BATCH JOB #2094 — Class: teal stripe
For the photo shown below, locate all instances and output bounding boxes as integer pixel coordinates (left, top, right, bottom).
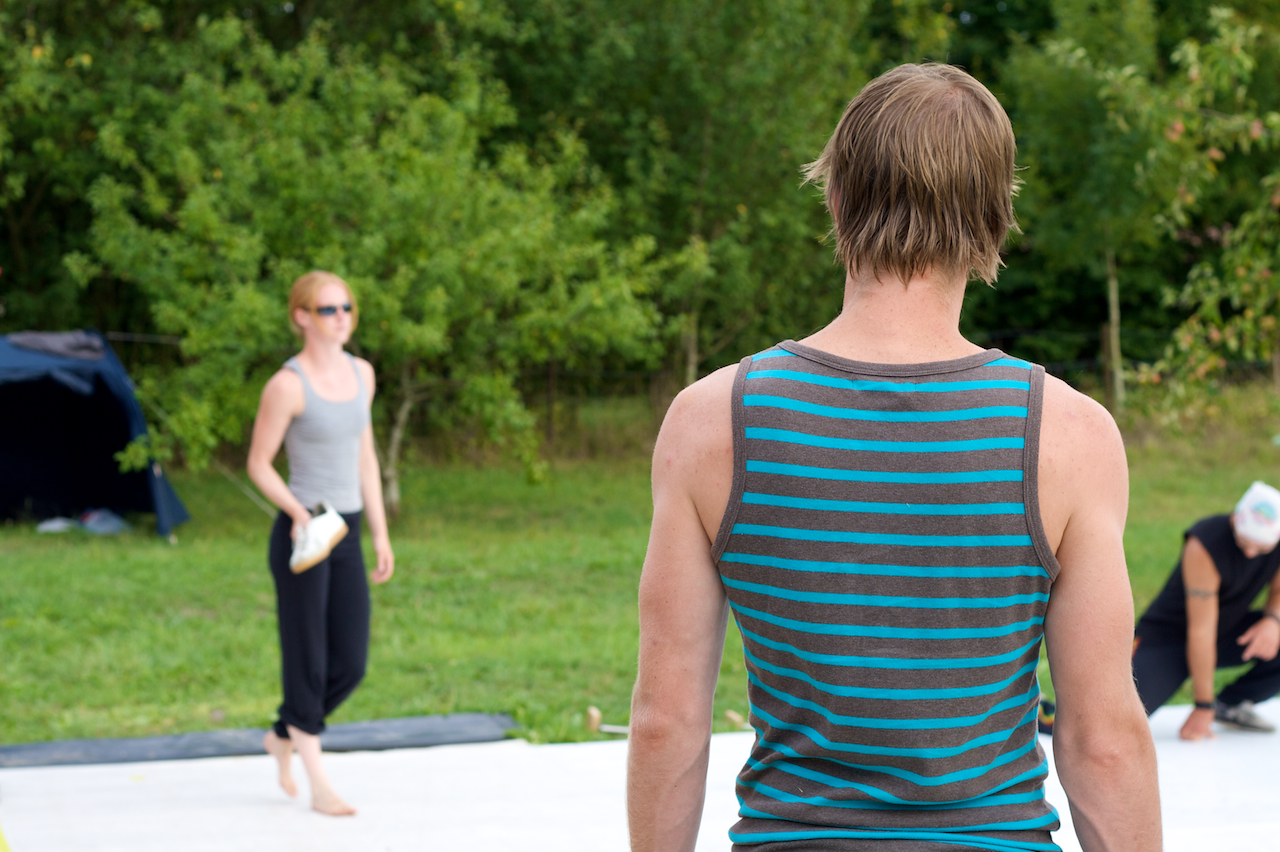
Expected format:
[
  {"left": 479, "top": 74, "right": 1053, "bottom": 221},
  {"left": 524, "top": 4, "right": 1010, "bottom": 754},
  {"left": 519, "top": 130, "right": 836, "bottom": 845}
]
[
  {"left": 750, "top": 702, "right": 1038, "bottom": 759},
  {"left": 746, "top": 742, "right": 1049, "bottom": 802},
  {"left": 746, "top": 370, "right": 1031, "bottom": 393},
  {"left": 729, "top": 823, "right": 1060, "bottom": 852},
  {"left": 744, "top": 645, "right": 1040, "bottom": 699},
  {"left": 751, "top": 733, "right": 1043, "bottom": 788},
  {"left": 724, "top": 575, "right": 1048, "bottom": 609},
  {"left": 744, "top": 394, "right": 1028, "bottom": 423},
  {"left": 733, "top": 523, "right": 1033, "bottom": 548},
  {"left": 744, "top": 770, "right": 1048, "bottom": 809},
  {"left": 721, "top": 551, "right": 1049, "bottom": 579},
  {"left": 986, "top": 357, "right": 1034, "bottom": 370},
  {"left": 732, "top": 602, "right": 1044, "bottom": 639},
  {"left": 746, "top": 459, "right": 1024, "bottom": 484},
  {"left": 739, "top": 624, "right": 1042, "bottom": 670},
  {"left": 739, "top": 778, "right": 1048, "bottom": 813},
  {"left": 746, "top": 427, "right": 1024, "bottom": 453},
  {"left": 743, "top": 492, "right": 1025, "bottom": 516},
  {"left": 751, "top": 349, "right": 794, "bottom": 361},
  {"left": 747, "top": 671, "right": 1041, "bottom": 729}
]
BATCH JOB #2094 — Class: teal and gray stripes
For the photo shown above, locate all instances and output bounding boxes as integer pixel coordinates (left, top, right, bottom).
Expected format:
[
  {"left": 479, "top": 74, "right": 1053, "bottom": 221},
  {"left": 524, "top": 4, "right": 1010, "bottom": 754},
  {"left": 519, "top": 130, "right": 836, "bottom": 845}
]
[
  {"left": 746, "top": 427, "right": 1025, "bottom": 453},
  {"left": 717, "top": 343, "right": 1058, "bottom": 851}
]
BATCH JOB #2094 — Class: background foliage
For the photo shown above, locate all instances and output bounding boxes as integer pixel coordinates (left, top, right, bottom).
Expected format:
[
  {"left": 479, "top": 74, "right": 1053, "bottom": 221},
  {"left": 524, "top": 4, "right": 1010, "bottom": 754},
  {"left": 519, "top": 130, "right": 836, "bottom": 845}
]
[{"left": 3, "top": 0, "right": 1280, "bottom": 468}]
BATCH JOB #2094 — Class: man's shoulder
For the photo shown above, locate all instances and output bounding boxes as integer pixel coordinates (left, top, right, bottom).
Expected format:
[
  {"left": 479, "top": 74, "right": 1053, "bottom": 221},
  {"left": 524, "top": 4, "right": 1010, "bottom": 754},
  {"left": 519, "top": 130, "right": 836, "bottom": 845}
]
[
  {"left": 1035, "top": 373, "right": 1127, "bottom": 553},
  {"left": 658, "top": 364, "right": 738, "bottom": 454},
  {"left": 653, "top": 363, "right": 738, "bottom": 482},
  {"left": 1188, "top": 514, "right": 1231, "bottom": 541},
  {"left": 1040, "top": 372, "right": 1123, "bottom": 458},
  {"left": 652, "top": 363, "right": 740, "bottom": 540}
]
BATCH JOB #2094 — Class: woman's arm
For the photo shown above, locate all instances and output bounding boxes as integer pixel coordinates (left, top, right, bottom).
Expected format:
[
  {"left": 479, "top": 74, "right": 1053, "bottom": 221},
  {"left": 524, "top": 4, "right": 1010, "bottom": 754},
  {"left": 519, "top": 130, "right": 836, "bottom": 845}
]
[
  {"left": 1181, "top": 535, "right": 1221, "bottom": 740},
  {"left": 247, "top": 369, "right": 310, "bottom": 537},
  {"left": 356, "top": 358, "right": 394, "bottom": 584}
]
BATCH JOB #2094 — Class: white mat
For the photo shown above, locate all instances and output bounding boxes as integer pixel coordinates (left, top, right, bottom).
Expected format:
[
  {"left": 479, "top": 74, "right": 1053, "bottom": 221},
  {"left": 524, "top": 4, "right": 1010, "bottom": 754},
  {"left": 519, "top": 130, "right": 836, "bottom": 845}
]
[{"left": 1, "top": 699, "right": 1276, "bottom": 851}]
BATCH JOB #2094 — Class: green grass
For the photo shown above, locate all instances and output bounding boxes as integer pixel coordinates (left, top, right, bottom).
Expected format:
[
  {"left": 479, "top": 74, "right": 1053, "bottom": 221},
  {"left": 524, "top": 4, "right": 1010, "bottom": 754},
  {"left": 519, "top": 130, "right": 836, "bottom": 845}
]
[
  {"left": 0, "top": 456, "right": 752, "bottom": 745},
  {"left": 5, "top": 393, "right": 1280, "bottom": 746}
]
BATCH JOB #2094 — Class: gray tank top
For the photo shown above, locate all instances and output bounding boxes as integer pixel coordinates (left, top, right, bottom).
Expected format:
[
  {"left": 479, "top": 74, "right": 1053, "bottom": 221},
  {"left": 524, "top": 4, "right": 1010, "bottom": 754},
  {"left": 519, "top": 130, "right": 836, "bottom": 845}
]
[
  {"left": 713, "top": 341, "right": 1059, "bottom": 850},
  {"left": 283, "top": 354, "right": 369, "bottom": 514}
]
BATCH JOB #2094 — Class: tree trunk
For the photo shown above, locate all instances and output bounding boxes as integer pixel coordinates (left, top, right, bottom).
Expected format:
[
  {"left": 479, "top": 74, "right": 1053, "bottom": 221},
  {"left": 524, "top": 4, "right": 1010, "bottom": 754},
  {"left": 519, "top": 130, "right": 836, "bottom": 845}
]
[
  {"left": 683, "top": 311, "right": 699, "bottom": 387},
  {"left": 381, "top": 361, "right": 415, "bottom": 518},
  {"left": 1100, "top": 322, "right": 1115, "bottom": 411},
  {"left": 1273, "top": 346, "right": 1280, "bottom": 397},
  {"left": 545, "top": 360, "right": 558, "bottom": 447},
  {"left": 1105, "top": 248, "right": 1125, "bottom": 412}
]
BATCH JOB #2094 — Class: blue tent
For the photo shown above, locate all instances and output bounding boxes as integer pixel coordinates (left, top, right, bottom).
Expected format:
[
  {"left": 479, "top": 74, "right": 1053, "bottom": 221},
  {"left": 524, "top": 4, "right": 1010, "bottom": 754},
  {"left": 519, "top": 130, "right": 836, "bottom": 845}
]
[{"left": 0, "top": 330, "right": 189, "bottom": 536}]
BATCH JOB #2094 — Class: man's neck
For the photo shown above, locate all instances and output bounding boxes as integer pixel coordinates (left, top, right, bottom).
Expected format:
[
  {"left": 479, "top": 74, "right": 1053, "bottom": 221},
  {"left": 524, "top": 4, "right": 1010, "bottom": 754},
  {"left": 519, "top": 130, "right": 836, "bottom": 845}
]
[{"left": 798, "top": 268, "right": 983, "bottom": 365}]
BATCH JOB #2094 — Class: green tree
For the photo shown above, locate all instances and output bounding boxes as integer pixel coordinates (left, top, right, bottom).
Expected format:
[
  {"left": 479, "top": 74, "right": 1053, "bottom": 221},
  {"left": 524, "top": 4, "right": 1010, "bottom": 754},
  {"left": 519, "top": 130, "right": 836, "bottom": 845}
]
[
  {"left": 486, "top": 0, "right": 882, "bottom": 385},
  {"left": 999, "top": 0, "right": 1168, "bottom": 409},
  {"left": 5, "top": 13, "right": 658, "bottom": 510},
  {"left": 1144, "top": 11, "right": 1280, "bottom": 391}
]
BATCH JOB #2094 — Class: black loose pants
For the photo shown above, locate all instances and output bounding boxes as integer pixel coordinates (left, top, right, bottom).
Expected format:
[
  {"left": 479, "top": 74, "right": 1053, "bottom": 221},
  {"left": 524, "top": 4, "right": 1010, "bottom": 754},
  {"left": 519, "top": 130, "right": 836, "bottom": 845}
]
[
  {"left": 1132, "top": 611, "right": 1280, "bottom": 714},
  {"left": 268, "top": 510, "right": 369, "bottom": 737}
]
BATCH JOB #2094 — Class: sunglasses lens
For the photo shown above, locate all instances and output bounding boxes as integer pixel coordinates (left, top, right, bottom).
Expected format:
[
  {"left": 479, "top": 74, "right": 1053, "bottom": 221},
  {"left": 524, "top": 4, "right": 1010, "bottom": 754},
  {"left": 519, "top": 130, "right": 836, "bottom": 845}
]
[
  {"left": 315, "top": 306, "right": 338, "bottom": 316},
  {"left": 341, "top": 303, "right": 352, "bottom": 313}
]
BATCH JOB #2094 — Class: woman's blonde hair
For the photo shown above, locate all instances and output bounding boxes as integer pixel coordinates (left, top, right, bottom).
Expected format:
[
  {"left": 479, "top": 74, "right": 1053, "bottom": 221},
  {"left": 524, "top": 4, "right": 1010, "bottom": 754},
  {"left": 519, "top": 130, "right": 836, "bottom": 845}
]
[
  {"left": 287, "top": 271, "right": 359, "bottom": 337},
  {"left": 804, "top": 63, "right": 1020, "bottom": 286}
]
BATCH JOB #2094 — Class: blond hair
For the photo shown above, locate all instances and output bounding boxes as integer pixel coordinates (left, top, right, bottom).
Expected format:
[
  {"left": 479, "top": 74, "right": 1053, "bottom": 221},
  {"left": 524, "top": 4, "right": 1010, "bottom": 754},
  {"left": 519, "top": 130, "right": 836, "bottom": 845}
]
[
  {"left": 804, "top": 63, "right": 1020, "bottom": 285},
  {"left": 287, "top": 271, "right": 359, "bottom": 336}
]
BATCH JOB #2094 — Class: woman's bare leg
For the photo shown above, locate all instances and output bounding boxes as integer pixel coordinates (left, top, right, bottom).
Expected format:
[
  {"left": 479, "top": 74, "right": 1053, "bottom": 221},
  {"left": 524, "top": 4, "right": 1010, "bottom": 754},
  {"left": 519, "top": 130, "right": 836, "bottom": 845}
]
[
  {"left": 263, "top": 729, "right": 297, "bottom": 797},
  {"left": 286, "top": 724, "right": 356, "bottom": 816}
]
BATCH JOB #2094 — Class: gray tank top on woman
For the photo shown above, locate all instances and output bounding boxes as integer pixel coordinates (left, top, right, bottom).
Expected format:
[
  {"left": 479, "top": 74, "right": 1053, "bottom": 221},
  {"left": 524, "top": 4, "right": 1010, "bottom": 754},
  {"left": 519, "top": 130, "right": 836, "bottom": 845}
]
[{"left": 283, "top": 354, "right": 369, "bottom": 514}]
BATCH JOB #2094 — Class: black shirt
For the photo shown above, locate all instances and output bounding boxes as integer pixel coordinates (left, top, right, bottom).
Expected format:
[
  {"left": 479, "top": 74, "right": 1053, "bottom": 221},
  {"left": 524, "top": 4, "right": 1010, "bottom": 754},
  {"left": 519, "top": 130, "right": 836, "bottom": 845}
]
[{"left": 1136, "top": 515, "right": 1280, "bottom": 644}]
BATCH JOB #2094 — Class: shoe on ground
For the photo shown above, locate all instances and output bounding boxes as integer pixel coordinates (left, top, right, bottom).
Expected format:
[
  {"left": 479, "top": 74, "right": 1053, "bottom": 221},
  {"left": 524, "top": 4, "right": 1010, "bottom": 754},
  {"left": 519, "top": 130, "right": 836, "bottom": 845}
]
[
  {"left": 1036, "top": 695, "right": 1056, "bottom": 736},
  {"left": 1214, "top": 699, "right": 1276, "bottom": 733},
  {"left": 290, "top": 503, "right": 349, "bottom": 574}
]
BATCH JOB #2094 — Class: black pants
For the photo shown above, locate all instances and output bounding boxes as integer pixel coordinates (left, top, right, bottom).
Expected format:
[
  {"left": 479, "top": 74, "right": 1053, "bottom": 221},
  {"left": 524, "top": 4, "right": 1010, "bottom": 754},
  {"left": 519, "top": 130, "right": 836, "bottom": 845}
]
[
  {"left": 1132, "top": 611, "right": 1280, "bottom": 714},
  {"left": 269, "top": 510, "right": 369, "bottom": 737}
]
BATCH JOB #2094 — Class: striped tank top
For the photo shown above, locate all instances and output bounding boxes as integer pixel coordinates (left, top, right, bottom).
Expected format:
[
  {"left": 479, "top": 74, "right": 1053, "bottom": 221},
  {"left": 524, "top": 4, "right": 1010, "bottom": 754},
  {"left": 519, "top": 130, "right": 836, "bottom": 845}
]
[{"left": 712, "top": 341, "right": 1062, "bottom": 852}]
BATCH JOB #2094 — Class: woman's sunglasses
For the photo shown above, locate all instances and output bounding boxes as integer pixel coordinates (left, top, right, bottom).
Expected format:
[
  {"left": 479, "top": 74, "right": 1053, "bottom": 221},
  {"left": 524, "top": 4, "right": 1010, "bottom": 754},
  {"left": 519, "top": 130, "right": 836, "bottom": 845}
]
[{"left": 311, "top": 303, "right": 353, "bottom": 317}]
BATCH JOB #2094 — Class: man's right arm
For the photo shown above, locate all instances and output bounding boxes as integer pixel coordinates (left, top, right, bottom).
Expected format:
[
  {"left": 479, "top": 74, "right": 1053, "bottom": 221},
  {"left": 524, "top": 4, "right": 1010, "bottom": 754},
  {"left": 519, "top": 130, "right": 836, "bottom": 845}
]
[
  {"left": 627, "top": 368, "right": 736, "bottom": 852},
  {"left": 1180, "top": 536, "right": 1221, "bottom": 740},
  {"left": 1039, "top": 379, "right": 1161, "bottom": 851}
]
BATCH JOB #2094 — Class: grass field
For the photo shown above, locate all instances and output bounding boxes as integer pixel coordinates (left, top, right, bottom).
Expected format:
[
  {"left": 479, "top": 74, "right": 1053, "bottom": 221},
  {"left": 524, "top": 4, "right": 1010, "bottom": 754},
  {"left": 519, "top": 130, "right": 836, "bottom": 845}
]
[{"left": 3, "top": 396, "right": 1280, "bottom": 746}]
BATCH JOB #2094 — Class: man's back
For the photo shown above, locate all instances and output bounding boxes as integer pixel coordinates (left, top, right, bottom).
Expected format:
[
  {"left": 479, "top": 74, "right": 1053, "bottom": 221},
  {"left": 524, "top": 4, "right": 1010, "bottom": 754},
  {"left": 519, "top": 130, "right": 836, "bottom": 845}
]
[{"left": 716, "top": 341, "right": 1058, "bottom": 849}]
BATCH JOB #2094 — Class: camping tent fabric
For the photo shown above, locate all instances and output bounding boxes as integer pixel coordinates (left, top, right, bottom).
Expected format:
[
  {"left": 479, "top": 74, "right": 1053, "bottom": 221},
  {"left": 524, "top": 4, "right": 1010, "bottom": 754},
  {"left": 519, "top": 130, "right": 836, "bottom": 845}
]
[{"left": 0, "top": 330, "right": 189, "bottom": 536}]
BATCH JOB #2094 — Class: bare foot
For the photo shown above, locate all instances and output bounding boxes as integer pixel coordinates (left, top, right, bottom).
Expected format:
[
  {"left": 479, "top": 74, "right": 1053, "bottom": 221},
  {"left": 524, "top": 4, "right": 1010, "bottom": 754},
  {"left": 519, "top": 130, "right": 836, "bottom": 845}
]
[
  {"left": 283, "top": 724, "right": 356, "bottom": 816},
  {"left": 263, "top": 730, "right": 298, "bottom": 797},
  {"left": 311, "top": 788, "right": 357, "bottom": 816}
]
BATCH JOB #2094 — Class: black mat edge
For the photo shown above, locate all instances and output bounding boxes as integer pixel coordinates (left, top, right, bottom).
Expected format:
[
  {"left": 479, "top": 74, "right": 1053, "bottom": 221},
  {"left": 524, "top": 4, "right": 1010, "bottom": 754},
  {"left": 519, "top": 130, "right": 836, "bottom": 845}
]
[{"left": 0, "top": 713, "right": 518, "bottom": 768}]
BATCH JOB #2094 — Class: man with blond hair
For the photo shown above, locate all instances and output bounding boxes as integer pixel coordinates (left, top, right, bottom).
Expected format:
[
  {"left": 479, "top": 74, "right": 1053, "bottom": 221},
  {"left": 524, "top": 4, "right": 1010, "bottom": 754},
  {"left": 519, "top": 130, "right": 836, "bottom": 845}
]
[{"left": 627, "top": 64, "right": 1160, "bottom": 852}]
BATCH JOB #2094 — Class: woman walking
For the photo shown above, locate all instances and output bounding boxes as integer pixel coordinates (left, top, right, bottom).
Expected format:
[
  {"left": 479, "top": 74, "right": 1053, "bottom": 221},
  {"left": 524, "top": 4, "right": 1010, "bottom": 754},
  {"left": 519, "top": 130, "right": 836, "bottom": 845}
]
[{"left": 247, "top": 270, "right": 394, "bottom": 815}]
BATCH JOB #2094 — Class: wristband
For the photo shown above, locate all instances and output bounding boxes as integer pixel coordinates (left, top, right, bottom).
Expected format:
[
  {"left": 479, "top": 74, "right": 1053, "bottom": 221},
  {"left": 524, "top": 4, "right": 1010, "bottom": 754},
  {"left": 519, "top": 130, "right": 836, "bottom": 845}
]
[
  {"left": 1265, "top": 611, "right": 1280, "bottom": 627},
  {"left": 1194, "top": 700, "right": 1214, "bottom": 710}
]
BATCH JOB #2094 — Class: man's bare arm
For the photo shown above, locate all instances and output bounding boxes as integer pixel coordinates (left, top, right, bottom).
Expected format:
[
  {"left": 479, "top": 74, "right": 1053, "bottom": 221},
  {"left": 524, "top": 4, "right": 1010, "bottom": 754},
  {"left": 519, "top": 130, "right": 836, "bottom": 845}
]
[
  {"left": 1039, "top": 378, "right": 1161, "bottom": 851},
  {"left": 1181, "top": 536, "right": 1220, "bottom": 739},
  {"left": 627, "top": 367, "right": 736, "bottom": 852},
  {"left": 1235, "top": 560, "right": 1280, "bottom": 663}
]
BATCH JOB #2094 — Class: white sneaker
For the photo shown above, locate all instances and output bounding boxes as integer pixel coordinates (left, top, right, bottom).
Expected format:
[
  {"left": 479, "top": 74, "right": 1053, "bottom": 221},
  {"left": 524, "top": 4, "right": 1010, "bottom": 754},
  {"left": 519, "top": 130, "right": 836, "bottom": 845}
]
[
  {"left": 290, "top": 503, "right": 349, "bottom": 573},
  {"left": 1215, "top": 699, "right": 1277, "bottom": 733}
]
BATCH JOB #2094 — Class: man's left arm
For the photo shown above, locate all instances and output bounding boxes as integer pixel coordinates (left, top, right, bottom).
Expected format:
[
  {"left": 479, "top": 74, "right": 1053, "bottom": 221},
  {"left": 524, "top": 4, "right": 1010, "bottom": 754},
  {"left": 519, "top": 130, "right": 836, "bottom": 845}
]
[
  {"left": 1238, "top": 568, "right": 1280, "bottom": 662},
  {"left": 627, "top": 368, "right": 736, "bottom": 852}
]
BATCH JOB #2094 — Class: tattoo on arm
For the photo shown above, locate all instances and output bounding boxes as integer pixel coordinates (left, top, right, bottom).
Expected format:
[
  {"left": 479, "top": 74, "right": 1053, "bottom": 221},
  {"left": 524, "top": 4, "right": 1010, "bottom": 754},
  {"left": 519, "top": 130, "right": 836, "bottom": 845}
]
[{"left": 1186, "top": 588, "right": 1218, "bottom": 599}]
